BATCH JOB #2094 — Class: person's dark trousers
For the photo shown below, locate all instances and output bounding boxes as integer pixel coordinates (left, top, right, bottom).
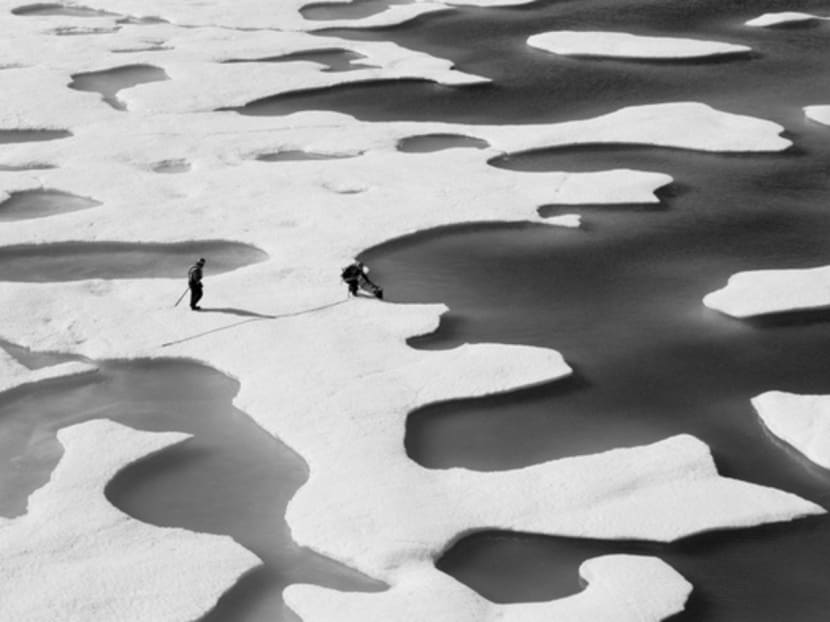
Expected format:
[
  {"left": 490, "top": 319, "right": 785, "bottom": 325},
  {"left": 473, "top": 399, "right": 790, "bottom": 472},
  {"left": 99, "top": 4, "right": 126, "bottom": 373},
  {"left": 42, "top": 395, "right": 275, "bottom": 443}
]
[{"left": 189, "top": 283, "right": 203, "bottom": 309}]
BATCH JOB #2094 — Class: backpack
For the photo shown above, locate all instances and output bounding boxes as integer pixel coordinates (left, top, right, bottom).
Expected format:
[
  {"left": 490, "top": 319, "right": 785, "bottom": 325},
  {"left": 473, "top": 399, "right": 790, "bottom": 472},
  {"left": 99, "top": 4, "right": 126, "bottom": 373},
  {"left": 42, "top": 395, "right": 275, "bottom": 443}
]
[{"left": 341, "top": 264, "right": 360, "bottom": 280}]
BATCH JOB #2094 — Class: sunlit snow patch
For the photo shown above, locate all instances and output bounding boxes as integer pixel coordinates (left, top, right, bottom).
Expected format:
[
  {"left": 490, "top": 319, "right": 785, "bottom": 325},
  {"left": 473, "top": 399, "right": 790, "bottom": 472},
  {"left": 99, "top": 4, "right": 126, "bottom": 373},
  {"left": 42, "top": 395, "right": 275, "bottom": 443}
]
[
  {"left": 703, "top": 265, "right": 830, "bottom": 318},
  {"left": 805, "top": 105, "right": 830, "bottom": 126},
  {"left": 0, "top": 189, "right": 100, "bottom": 221},
  {"left": 752, "top": 392, "right": 830, "bottom": 470},
  {"left": 288, "top": 556, "right": 691, "bottom": 622},
  {"left": 746, "top": 12, "right": 830, "bottom": 28},
  {"left": 527, "top": 31, "right": 752, "bottom": 60}
]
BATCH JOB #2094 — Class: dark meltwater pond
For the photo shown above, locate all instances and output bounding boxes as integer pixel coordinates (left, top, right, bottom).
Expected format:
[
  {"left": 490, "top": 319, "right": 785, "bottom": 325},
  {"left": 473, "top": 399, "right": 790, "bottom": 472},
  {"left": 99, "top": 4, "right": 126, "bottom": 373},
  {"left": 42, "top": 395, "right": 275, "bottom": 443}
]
[
  {"left": 238, "top": 0, "right": 830, "bottom": 124},
  {"left": 0, "top": 129, "right": 71, "bottom": 144},
  {"left": 0, "top": 189, "right": 100, "bottom": 221},
  {"left": 300, "top": 0, "right": 412, "bottom": 22},
  {"left": 10, "top": 3, "right": 119, "bottom": 17},
  {"left": 0, "top": 240, "right": 267, "bottom": 282},
  {"left": 256, "top": 150, "right": 361, "bottom": 162},
  {"left": 68, "top": 65, "right": 169, "bottom": 110},
  {"left": 0, "top": 352, "right": 383, "bottom": 621},
  {"left": 397, "top": 133, "right": 490, "bottom": 153}
]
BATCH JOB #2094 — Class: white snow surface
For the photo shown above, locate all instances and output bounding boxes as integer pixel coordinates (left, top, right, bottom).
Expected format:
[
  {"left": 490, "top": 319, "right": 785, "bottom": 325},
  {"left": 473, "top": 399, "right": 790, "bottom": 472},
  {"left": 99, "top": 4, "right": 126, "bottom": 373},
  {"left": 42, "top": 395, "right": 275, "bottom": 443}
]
[
  {"left": 805, "top": 105, "right": 830, "bottom": 126},
  {"left": 753, "top": 391, "right": 830, "bottom": 470},
  {"left": 0, "top": 1, "right": 820, "bottom": 620},
  {"left": 0, "top": 349, "right": 96, "bottom": 393},
  {"left": 527, "top": 31, "right": 750, "bottom": 59},
  {"left": 0, "top": 419, "right": 261, "bottom": 621},
  {"left": 703, "top": 265, "right": 830, "bottom": 317},
  {"left": 288, "top": 555, "right": 692, "bottom": 622},
  {"left": 746, "top": 12, "right": 830, "bottom": 27}
]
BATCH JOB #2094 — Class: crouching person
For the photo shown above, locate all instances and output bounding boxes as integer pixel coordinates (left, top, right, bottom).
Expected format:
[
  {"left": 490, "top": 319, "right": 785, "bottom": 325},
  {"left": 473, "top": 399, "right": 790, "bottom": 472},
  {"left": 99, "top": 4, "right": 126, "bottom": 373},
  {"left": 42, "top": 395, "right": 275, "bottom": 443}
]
[{"left": 341, "top": 261, "right": 383, "bottom": 299}]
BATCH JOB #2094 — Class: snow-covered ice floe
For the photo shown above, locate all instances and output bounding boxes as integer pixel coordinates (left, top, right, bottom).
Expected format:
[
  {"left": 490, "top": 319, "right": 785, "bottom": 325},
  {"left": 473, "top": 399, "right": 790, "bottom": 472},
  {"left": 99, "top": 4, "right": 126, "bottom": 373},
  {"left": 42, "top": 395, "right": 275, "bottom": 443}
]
[
  {"left": 805, "top": 105, "right": 830, "bottom": 126},
  {"left": 703, "top": 265, "right": 830, "bottom": 318},
  {"left": 0, "top": 0, "right": 815, "bottom": 618},
  {"left": 0, "top": 419, "right": 260, "bottom": 621},
  {"left": 753, "top": 391, "right": 830, "bottom": 470},
  {"left": 284, "top": 425, "right": 822, "bottom": 580},
  {"left": 746, "top": 12, "right": 830, "bottom": 28},
  {"left": 288, "top": 555, "right": 692, "bottom": 622},
  {"left": 527, "top": 31, "right": 751, "bottom": 60}
]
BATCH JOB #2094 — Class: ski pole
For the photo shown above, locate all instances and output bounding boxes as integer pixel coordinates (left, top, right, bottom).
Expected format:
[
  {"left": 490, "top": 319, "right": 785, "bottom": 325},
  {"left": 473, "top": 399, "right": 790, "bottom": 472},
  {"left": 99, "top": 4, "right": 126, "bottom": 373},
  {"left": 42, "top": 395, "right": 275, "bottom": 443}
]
[{"left": 173, "top": 287, "right": 189, "bottom": 307}]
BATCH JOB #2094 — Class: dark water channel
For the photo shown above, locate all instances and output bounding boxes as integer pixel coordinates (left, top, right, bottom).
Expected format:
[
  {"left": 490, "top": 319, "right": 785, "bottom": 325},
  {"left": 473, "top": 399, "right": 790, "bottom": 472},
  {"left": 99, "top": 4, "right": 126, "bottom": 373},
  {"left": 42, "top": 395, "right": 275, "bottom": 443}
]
[
  {"left": 237, "top": 0, "right": 830, "bottom": 125},
  {"left": 0, "top": 350, "right": 382, "bottom": 621}
]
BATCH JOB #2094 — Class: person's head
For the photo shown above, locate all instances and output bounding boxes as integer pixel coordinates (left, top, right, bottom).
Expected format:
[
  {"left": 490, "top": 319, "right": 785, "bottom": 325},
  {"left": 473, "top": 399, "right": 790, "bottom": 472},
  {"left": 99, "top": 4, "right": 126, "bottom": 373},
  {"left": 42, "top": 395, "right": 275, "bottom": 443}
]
[{"left": 197, "top": 257, "right": 206, "bottom": 266}]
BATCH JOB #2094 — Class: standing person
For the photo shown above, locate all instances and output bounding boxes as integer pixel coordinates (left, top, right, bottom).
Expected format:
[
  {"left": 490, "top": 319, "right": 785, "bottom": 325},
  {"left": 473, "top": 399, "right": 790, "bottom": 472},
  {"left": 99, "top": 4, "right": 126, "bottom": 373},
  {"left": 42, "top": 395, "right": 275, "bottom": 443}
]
[
  {"left": 188, "top": 257, "right": 206, "bottom": 311},
  {"left": 341, "top": 261, "right": 383, "bottom": 299}
]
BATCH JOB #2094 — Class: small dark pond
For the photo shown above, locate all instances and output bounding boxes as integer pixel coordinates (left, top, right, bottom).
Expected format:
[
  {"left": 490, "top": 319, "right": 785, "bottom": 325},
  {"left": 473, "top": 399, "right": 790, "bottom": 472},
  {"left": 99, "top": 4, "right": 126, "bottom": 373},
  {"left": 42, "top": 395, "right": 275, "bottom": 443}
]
[
  {"left": 68, "top": 65, "right": 169, "bottom": 110},
  {"left": 11, "top": 3, "right": 119, "bottom": 17},
  {"left": 116, "top": 16, "right": 167, "bottom": 25},
  {"left": 0, "top": 189, "right": 100, "bottom": 221},
  {"left": 0, "top": 130, "right": 71, "bottom": 144},
  {"left": 397, "top": 133, "right": 490, "bottom": 152},
  {"left": 0, "top": 240, "right": 267, "bottom": 282},
  {"left": 301, "top": 0, "right": 411, "bottom": 22},
  {"left": 256, "top": 150, "right": 360, "bottom": 162},
  {"left": 151, "top": 159, "right": 191, "bottom": 173},
  {"left": 0, "top": 163, "right": 54, "bottom": 171}
]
